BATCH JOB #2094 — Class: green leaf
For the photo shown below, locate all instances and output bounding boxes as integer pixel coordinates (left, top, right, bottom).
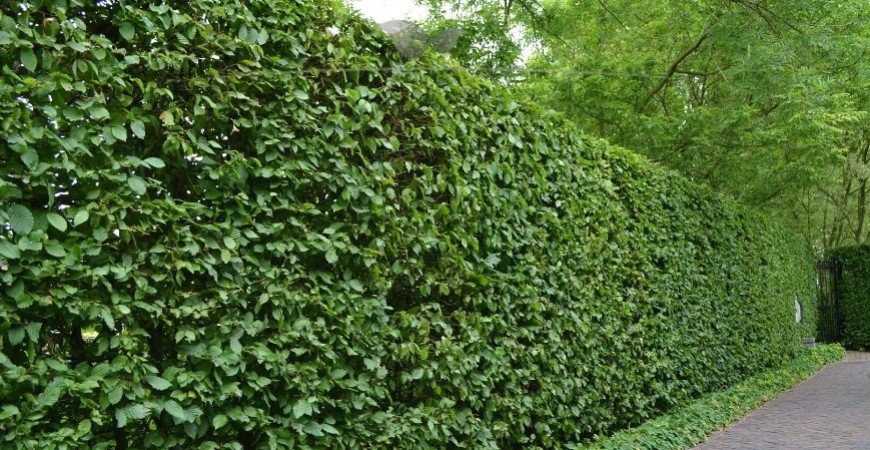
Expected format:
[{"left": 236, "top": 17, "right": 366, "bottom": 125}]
[
  {"left": 8, "top": 204, "right": 34, "bottom": 234},
  {"left": 223, "top": 236, "right": 237, "bottom": 249},
  {"left": 348, "top": 279, "right": 364, "bottom": 292},
  {"left": 0, "top": 405, "right": 20, "bottom": 420},
  {"left": 107, "top": 386, "right": 123, "bottom": 405},
  {"left": 0, "top": 241, "right": 20, "bottom": 259},
  {"left": 20, "top": 149, "right": 38, "bottom": 168},
  {"left": 325, "top": 249, "right": 338, "bottom": 264},
  {"left": 144, "top": 157, "right": 165, "bottom": 168},
  {"left": 184, "top": 406, "right": 203, "bottom": 423},
  {"left": 294, "top": 89, "right": 309, "bottom": 100},
  {"left": 20, "top": 49, "right": 37, "bottom": 72},
  {"left": 73, "top": 210, "right": 90, "bottom": 227},
  {"left": 292, "top": 399, "right": 313, "bottom": 418},
  {"left": 8, "top": 328, "right": 25, "bottom": 345},
  {"left": 111, "top": 125, "right": 128, "bottom": 142},
  {"left": 41, "top": 51, "right": 54, "bottom": 69},
  {"left": 6, "top": 281, "right": 24, "bottom": 300},
  {"left": 93, "top": 228, "right": 109, "bottom": 242},
  {"left": 77, "top": 419, "right": 92, "bottom": 434},
  {"left": 45, "top": 243, "right": 66, "bottom": 258},
  {"left": 25, "top": 322, "right": 41, "bottom": 343},
  {"left": 47, "top": 213, "right": 68, "bottom": 232},
  {"left": 115, "top": 409, "right": 127, "bottom": 428},
  {"left": 229, "top": 338, "right": 242, "bottom": 354},
  {"left": 127, "top": 176, "right": 147, "bottom": 195},
  {"left": 101, "top": 310, "right": 115, "bottom": 329},
  {"left": 67, "top": 41, "right": 87, "bottom": 52},
  {"left": 163, "top": 400, "right": 187, "bottom": 421},
  {"left": 131, "top": 120, "right": 146, "bottom": 139},
  {"left": 38, "top": 381, "right": 64, "bottom": 407},
  {"left": 63, "top": 107, "right": 84, "bottom": 121},
  {"left": 0, "top": 352, "right": 16, "bottom": 369},
  {"left": 119, "top": 22, "right": 135, "bottom": 41},
  {"left": 302, "top": 422, "right": 323, "bottom": 437},
  {"left": 116, "top": 404, "right": 150, "bottom": 428},
  {"left": 144, "top": 375, "right": 171, "bottom": 391},
  {"left": 212, "top": 414, "right": 228, "bottom": 429},
  {"left": 45, "top": 359, "right": 67, "bottom": 371},
  {"left": 89, "top": 105, "right": 110, "bottom": 120},
  {"left": 0, "top": 184, "right": 19, "bottom": 203}
]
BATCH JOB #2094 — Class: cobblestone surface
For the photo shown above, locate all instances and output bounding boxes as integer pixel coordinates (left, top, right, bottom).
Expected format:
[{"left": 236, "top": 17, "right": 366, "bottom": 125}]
[{"left": 694, "top": 355, "right": 870, "bottom": 450}]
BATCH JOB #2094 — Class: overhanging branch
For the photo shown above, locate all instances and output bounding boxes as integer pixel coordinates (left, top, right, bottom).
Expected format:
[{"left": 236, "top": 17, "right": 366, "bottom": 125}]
[{"left": 637, "top": 31, "right": 709, "bottom": 112}]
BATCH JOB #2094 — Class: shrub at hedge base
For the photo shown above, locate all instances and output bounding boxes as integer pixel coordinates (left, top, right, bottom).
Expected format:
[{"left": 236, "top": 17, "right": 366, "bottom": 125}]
[
  {"left": 830, "top": 245, "right": 870, "bottom": 349},
  {"left": 0, "top": 1, "right": 815, "bottom": 448}
]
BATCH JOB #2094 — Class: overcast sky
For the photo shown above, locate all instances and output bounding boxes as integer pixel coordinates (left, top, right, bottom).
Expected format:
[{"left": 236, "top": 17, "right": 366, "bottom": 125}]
[
  {"left": 350, "top": 0, "right": 429, "bottom": 22},
  {"left": 348, "top": 0, "right": 534, "bottom": 65}
]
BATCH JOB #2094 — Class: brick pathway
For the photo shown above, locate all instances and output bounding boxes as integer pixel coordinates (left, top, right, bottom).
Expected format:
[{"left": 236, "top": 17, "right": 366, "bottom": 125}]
[{"left": 694, "top": 352, "right": 870, "bottom": 450}]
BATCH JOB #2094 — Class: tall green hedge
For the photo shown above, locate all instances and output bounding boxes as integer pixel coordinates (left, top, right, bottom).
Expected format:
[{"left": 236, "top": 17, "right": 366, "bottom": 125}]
[
  {"left": 0, "top": 0, "right": 814, "bottom": 448},
  {"left": 829, "top": 245, "right": 870, "bottom": 349}
]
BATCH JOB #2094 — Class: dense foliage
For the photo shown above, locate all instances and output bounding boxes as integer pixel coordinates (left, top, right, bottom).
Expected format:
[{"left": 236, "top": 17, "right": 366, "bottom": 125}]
[
  {"left": 829, "top": 245, "right": 870, "bottom": 349},
  {"left": 418, "top": 0, "right": 870, "bottom": 252},
  {"left": 1, "top": 0, "right": 814, "bottom": 448},
  {"left": 584, "top": 344, "right": 845, "bottom": 450}
]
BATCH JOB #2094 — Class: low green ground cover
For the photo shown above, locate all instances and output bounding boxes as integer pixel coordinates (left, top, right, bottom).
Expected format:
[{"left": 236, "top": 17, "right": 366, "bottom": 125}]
[{"left": 582, "top": 344, "right": 845, "bottom": 450}]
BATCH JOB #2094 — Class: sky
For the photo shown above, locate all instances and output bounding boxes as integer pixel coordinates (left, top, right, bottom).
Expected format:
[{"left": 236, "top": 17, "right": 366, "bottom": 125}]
[
  {"left": 347, "top": 0, "right": 535, "bottom": 65},
  {"left": 350, "top": 0, "right": 429, "bottom": 23}
]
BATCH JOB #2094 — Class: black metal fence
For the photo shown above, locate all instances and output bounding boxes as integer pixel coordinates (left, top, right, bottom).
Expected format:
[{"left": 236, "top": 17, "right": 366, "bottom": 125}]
[{"left": 817, "top": 258, "right": 842, "bottom": 342}]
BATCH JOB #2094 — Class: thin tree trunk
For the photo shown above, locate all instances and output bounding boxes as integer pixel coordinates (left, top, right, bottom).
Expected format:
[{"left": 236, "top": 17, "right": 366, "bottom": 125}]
[{"left": 855, "top": 179, "right": 867, "bottom": 243}]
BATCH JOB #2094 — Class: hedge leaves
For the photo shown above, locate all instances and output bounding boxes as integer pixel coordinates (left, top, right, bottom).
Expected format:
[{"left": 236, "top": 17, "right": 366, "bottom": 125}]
[
  {"left": 829, "top": 245, "right": 870, "bottom": 349},
  {"left": 0, "top": 1, "right": 815, "bottom": 449},
  {"left": 8, "top": 204, "right": 33, "bottom": 235},
  {"left": 46, "top": 212, "right": 67, "bottom": 232}
]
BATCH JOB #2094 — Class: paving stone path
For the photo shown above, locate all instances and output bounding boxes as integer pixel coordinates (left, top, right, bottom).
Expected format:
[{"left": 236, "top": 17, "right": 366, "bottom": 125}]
[{"left": 694, "top": 352, "right": 870, "bottom": 450}]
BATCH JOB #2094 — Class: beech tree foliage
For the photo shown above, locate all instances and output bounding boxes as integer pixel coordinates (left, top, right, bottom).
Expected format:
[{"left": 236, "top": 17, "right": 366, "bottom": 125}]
[{"left": 1, "top": 0, "right": 814, "bottom": 448}]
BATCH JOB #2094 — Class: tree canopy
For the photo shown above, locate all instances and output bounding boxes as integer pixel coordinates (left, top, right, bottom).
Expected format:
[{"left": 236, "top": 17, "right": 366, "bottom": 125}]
[{"left": 418, "top": 0, "right": 870, "bottom": 251}]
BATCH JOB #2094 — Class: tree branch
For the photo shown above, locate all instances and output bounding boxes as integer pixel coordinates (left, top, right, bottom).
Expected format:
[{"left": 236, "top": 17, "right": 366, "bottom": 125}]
[
  {"left": 596, "top": 0, "right": 628, "bottom": 30},
  {"left": 730, "top": 0, "right": 803, "bottom": 34},
  {"left": 638, "top": 31, "right": 709, "bottom": 112}
]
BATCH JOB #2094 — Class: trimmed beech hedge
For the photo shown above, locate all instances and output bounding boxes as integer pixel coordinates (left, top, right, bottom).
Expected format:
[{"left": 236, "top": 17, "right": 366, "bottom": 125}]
[
  {"left": 0, "top": 0, "right": 814, "bottom": 448},
  {"left": 830, "top": 245, "right": 870, "bottom": 349}
]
